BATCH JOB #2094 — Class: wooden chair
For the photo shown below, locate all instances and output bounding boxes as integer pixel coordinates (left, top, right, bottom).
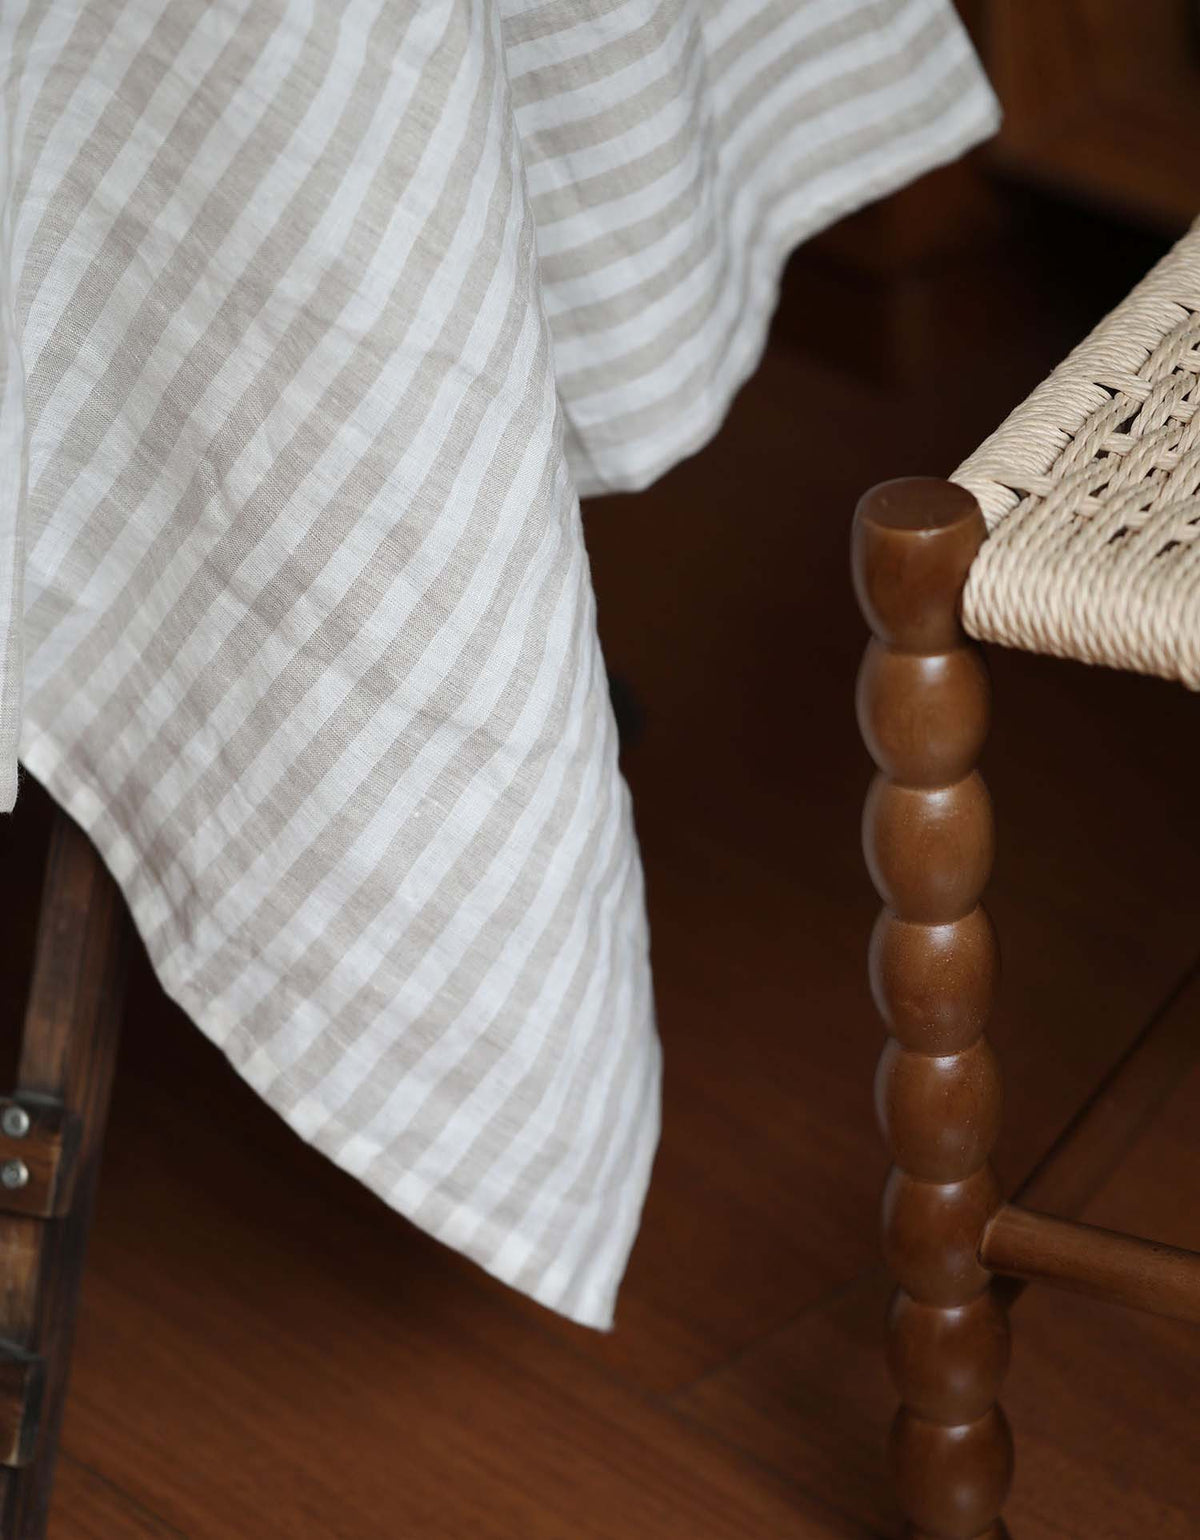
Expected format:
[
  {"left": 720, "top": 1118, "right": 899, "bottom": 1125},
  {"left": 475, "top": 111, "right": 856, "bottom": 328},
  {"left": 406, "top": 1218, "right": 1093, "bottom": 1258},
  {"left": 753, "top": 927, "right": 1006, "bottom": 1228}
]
[
  {"left": 853, "top": 222, "right": 1200, "bottom": 1538},
  {"left": 0, "top": 808, "right": 127, "bottom": 1538}
]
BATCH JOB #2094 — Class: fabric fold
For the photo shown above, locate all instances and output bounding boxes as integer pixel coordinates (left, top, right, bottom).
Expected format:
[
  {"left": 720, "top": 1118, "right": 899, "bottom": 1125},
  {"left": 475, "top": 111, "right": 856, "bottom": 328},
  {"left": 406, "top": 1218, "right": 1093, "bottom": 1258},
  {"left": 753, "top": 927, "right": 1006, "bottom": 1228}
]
[{"left": 0, "top": 0, "right": 996, "bottom": 1325}]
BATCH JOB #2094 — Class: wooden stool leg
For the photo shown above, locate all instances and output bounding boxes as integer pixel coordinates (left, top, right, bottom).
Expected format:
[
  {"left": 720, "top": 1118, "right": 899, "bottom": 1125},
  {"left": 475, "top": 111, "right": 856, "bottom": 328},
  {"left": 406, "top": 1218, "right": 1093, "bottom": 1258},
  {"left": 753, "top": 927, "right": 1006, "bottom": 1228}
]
[
  {"left": 0, "top": 809, "right": 128, "bottom": 1537},
  {"left": 853, "top": 479, "right": 1013, "bottom": 1540}
]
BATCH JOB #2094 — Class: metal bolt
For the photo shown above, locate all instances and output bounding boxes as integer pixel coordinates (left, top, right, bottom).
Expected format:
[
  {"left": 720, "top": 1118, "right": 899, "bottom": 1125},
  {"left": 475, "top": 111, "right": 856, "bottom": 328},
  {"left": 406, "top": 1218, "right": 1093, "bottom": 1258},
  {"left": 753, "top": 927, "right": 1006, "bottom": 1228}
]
[
  {"left": 0, "top": 1159, "right": 29, "bottom": 1191},
  {"left": 1, "top": 1106, "right": 29, "bottom": 1139}
]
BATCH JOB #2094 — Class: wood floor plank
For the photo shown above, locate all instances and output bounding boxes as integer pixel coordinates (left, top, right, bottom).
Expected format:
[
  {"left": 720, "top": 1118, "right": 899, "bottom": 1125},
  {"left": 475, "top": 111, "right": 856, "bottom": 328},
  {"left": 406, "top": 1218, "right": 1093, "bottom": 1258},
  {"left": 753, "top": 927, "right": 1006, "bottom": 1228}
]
[
  {"left": 48, "top": 1457, "right": 184, "bottom": 1539},
  {"left": 56, "top": 999, "right": 863, "bottom": 1540}
]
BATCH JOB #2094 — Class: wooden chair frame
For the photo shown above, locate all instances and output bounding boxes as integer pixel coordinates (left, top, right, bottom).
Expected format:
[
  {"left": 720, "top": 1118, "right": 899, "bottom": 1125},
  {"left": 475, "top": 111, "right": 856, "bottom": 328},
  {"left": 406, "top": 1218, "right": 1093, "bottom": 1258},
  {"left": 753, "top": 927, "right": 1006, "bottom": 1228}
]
[
  {"left": 853, "top": 476, "right": 1200, "bottom": 1539},
  {"left": 0, "top": 811, "right": 127, "bottom": 1538}
]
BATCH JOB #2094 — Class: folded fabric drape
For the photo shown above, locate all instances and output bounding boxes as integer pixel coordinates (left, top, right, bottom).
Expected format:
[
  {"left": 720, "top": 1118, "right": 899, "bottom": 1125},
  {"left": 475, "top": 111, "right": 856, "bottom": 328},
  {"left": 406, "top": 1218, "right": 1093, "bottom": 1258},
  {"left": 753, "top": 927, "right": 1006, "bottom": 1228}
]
[{"left": 0, "top": 0, "right": 997, "bottom": 1326}]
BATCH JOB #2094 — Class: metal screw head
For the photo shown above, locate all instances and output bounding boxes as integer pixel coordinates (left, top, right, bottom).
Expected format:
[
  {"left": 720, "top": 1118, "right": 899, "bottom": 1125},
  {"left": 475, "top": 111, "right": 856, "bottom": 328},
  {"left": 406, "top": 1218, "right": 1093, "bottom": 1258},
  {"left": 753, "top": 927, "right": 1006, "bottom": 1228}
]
[
  {"left": 1, "top": 1106, "right": 29, "bottom": 1139},
  {"left": 0, "top": 1159, "right": 29, "bottom": 1191}
]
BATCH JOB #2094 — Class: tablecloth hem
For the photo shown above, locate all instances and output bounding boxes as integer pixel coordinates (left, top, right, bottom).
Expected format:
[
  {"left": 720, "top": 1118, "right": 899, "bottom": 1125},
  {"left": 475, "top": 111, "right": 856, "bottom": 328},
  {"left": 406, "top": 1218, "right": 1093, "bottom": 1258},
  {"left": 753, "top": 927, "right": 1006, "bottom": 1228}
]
[
  {"left": 17, "top": 737, "right": 651, "bottom": 1333},
  {"left": 571, "top": 92, "right": 1001, "bottom": 501}
]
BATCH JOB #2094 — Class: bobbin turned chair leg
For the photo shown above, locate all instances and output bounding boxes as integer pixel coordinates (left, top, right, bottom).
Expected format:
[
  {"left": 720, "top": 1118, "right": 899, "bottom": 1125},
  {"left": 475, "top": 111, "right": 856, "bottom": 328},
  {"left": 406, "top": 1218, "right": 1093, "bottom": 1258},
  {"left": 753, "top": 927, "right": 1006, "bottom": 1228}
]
[{"left": 852, "top": 479, "right": 1012, "bottom": 1540}]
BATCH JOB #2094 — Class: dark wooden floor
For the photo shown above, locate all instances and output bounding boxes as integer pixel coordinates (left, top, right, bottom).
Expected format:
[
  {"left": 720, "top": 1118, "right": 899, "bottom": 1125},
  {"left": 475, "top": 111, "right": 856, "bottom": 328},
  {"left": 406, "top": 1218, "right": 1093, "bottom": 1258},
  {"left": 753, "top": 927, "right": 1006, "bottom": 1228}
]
[{"left": 4, "top": 192, "right": 1199, "bottom": 1537}]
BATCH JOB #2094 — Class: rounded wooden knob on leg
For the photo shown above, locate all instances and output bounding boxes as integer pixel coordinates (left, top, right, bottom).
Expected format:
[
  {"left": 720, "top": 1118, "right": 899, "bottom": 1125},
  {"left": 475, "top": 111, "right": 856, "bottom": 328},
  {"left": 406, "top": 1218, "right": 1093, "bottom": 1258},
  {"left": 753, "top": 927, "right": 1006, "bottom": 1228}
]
[
  {"left": 876, "top": 1038, "right": 1003, "bottom": 1183},
  {"left": 857, "top": 642, "right": 990, "bottom": 790},
  {"left": 890, "top": 1407, "right": 1014, "bottom": 1540},
  {"left": 863, "top": 773, "right": 994, "bottom": 924},
  {"left": 887, "top": 1290, "right": 1010, "bottom": 1426},
  {"left": 869, "top": 908, "right": 997, "bottom": 1056},
  {"left": 852, "top": 479, "right": 985, "bottom": 654},
  {"left": 882, "top": 1166, "right": 1001, "bottom": 1306}
]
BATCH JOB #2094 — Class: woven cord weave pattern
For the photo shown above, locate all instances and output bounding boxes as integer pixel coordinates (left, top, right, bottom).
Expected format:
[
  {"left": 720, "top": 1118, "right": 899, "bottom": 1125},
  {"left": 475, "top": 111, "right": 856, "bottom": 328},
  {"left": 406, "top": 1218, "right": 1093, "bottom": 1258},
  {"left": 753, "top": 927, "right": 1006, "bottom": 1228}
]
[{"left": 954, "top": 222, "right": 1200, "bottom": 687}]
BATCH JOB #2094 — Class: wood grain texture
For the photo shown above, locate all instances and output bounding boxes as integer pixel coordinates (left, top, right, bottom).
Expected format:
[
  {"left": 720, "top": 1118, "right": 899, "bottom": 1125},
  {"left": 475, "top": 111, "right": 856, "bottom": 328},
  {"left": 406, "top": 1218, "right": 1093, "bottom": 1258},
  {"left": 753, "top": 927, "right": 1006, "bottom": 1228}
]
[
  {"left": 47, "top": 1460, "right": 183, "bottom": 1540},
  {"left": 0, "top": 1352, "right": 42, "bottom": 1470},
  {"left": 0, "top": 813, "right": 128, "bottom": 1535},
  {"left": 51, "top": 1014, "right": 865, "bottom": 1540}
]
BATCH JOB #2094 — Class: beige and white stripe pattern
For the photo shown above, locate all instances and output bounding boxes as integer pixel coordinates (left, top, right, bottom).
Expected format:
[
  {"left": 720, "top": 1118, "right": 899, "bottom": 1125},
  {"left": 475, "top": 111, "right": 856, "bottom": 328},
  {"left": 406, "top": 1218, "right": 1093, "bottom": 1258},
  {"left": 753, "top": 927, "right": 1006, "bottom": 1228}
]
[{"left": 0, "top": 0, "right": 996, "bottom": 1325}]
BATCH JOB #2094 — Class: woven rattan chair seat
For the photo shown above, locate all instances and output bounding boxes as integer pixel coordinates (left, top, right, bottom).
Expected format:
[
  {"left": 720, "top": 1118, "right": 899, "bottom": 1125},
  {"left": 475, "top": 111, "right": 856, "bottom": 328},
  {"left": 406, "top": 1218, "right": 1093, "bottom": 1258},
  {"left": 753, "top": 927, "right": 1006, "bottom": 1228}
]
[{"left": 954, "top": 222, "right": 1200, "bottom": 686}]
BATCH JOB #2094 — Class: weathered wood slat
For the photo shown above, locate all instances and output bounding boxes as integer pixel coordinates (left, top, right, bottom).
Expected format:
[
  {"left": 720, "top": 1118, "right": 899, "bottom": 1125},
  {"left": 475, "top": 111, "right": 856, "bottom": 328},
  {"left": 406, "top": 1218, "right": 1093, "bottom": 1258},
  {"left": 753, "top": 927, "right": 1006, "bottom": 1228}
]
[{"left": 0, "top": 811, "right": 128, "bottom": 1537}]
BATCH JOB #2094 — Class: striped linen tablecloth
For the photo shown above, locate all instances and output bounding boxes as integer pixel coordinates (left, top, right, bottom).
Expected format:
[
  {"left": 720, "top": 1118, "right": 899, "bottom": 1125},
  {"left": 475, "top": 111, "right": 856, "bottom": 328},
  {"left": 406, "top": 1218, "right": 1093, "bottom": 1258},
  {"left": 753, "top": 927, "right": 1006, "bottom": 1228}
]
[{"left": 0, "top": 0, "right": 997, "bottom": 1326}]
